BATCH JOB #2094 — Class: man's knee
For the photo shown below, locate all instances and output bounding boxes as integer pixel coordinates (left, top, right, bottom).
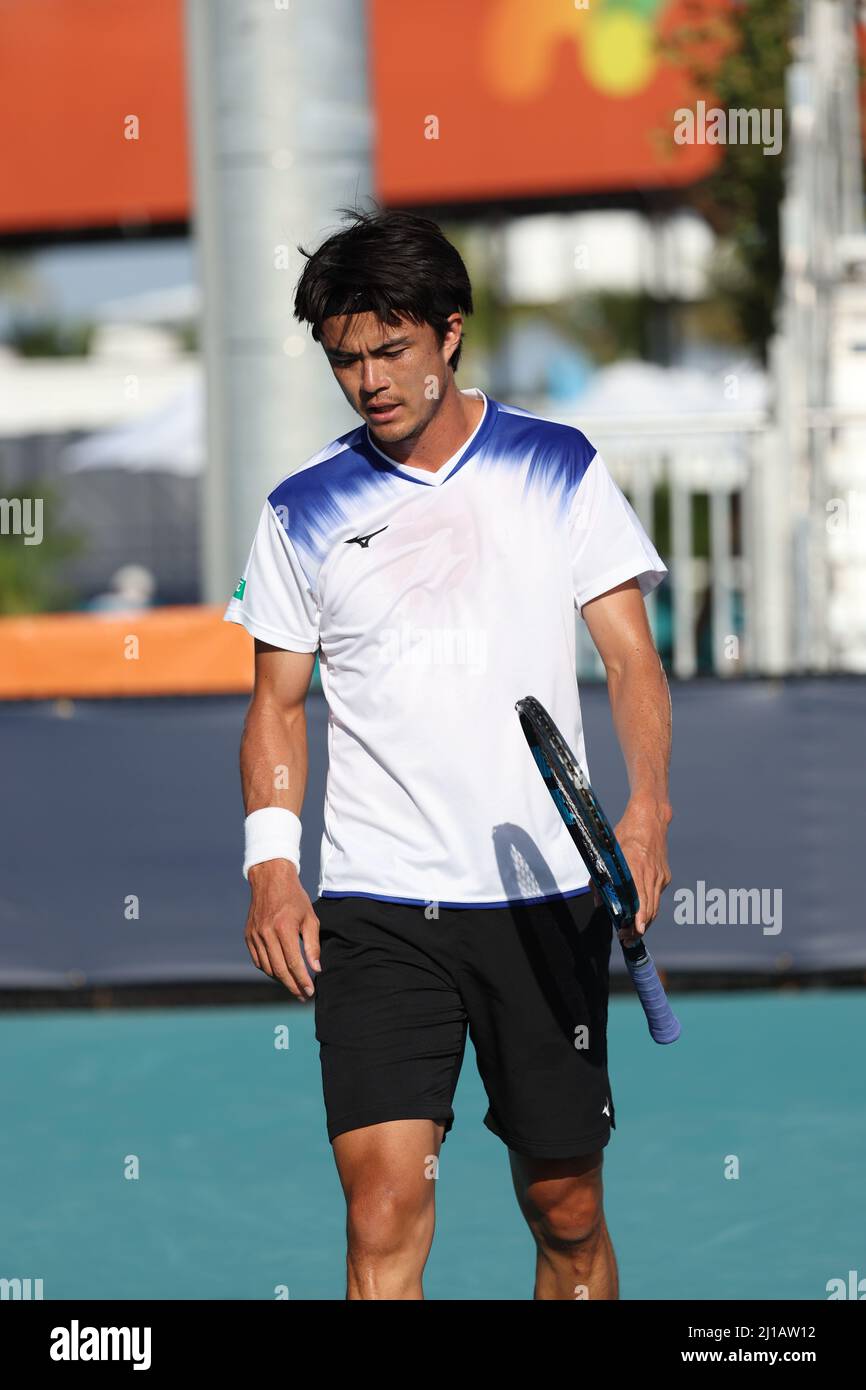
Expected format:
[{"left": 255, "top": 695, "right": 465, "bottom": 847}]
[
  {"left": 517, "top": 1155, "right": 606, "bottom": 1251},
  {"left": 534, "top": 1182, "right": 604, "bottom": 1250},
  {"left": 347, "top": 1182, "right": 434, "bottom": 1259}
]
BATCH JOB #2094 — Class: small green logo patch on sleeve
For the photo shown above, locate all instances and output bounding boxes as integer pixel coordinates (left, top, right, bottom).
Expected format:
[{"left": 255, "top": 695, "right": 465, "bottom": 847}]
[{"left": 232, "top": 577, "right": 246, "bottom": 601}]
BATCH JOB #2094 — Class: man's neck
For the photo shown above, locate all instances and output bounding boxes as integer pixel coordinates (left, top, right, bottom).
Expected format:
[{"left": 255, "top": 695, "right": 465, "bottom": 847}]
[{"left": 372, "top": 388, "right": 484, "bottom": 473}]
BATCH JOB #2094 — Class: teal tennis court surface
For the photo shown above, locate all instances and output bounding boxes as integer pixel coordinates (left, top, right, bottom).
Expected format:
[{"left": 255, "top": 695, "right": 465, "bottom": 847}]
[{"left": 3, "top": 988, "right": 862, "bottom": 1300}]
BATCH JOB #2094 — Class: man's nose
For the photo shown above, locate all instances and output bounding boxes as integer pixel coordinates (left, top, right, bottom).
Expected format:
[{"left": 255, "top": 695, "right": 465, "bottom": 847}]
[{"left": 360, "top": 359, "right": 390, "bottom": 395}]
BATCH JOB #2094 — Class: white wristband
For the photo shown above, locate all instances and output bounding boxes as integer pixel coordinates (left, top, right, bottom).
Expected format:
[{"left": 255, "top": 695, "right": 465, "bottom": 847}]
[{"left": 243, "top": 807, "right": 302, "bottom": 880}]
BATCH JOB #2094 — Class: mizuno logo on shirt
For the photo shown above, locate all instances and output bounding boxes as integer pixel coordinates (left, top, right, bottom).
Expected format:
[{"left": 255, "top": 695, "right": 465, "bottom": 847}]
[{"left": 345, "top": 526, "right": 388, "bottom": 549}]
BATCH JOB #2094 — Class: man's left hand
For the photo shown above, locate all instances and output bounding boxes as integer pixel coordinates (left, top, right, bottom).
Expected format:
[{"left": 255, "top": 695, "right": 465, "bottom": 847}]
[{"left": 609, "top": 796, "right": 672, "bottom": 946}]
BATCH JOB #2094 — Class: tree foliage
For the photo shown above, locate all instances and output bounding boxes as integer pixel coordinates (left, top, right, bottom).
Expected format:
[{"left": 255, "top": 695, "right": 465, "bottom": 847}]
[{"left": 661, "top": 0, "right": 794, "bottom": 362}]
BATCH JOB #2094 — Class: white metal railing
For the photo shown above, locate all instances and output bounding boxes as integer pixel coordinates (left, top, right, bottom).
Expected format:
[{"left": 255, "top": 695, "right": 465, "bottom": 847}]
[
  {"left": 552, "top": 412, "right": 774, "bottom": 678},
  {"left": 800, "top": 408, "right": 866, "bottom": 673}
]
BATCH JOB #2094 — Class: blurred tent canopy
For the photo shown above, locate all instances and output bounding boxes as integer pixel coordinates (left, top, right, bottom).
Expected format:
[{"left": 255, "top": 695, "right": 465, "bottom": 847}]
[{"left": 60, "top": 380, "right": 202, "bottom": 476}]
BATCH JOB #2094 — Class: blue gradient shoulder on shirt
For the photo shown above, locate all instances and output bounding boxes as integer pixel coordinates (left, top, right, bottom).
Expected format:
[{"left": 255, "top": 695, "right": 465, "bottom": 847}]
[
  {"left": 266, "top": 398, "right": 597, "bottom": 575},
  {"left": 267, "top": 424, "right": 398, "bottom": 575},
  {"left": 483, "top": 400, "right": 598, "bottom": 509}
]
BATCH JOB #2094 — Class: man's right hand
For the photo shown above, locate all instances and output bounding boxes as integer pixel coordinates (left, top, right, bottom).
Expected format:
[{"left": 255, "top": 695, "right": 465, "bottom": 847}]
[{"left": 244, "top": 860, "right": 321, "bottom": 1000}]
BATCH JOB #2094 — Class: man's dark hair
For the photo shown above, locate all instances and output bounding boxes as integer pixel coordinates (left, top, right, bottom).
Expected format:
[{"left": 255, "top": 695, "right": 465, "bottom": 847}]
[{"left": 293, "top": 205, "right": 474, "bottom": 373}]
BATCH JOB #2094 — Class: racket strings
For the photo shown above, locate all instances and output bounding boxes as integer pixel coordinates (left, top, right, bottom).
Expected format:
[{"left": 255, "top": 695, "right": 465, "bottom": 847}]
[
  {"left": 535, "top": 730, "right": 612, "bottom": 869},
  {"left": 532, "top": 707, "right": 616, "bottom": 854},
  {"left": 520, "top": 701, "right": 637, "bottom": 923}
]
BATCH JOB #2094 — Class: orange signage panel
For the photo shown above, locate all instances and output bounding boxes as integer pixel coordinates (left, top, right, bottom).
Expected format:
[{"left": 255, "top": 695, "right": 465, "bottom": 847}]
[
  {"left": 369, "top": 0, "right": 727, "bottom": 203},
  {"left": 0, "top": 0, "right": 189, "bottom": 233},
  {"left": 1, "top": 0, "right": 739, "bottom": 234},
  {"left": 0, "top": 606, "right": 255, "bottom": 700}
]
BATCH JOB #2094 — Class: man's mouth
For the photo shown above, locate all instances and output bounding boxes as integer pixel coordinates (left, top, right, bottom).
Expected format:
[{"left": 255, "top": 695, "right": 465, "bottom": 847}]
[{"left": 367, "top": 403, "right": 401, "bottom": 418}]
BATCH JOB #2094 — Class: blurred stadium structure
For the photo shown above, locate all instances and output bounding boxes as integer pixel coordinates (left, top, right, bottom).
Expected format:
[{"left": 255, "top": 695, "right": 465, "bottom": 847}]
[{"left": 1, "top": 0, "right": 865, "bottom": 682}]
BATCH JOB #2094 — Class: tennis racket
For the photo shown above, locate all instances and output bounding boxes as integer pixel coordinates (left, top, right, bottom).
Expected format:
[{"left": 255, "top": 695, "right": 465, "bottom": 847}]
[{"left": 516, "top": 694, "right": 681, "bottom": 1045}]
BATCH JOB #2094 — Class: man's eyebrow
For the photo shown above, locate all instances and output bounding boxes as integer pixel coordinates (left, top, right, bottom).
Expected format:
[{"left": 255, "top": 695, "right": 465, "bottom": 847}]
[{"left": 325, "top": 336, "right": 412, "bottom": 360}]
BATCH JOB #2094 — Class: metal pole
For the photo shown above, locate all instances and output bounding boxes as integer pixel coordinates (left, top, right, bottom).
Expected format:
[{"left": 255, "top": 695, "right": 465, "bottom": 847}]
[
  {"left": 670, "top": 466, "right": 696, "bottom": 678},
  {"left": 709, "top": 487, "right": 733, "bottom": 674},
  {"left": 184, "top": 0, "right": 374, "bottom": 603}
]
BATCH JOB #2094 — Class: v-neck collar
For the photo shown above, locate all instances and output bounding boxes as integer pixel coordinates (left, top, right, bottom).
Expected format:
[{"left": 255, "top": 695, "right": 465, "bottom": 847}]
[{"left": 363, "top": 388, "right": 494, "bottom": 487}]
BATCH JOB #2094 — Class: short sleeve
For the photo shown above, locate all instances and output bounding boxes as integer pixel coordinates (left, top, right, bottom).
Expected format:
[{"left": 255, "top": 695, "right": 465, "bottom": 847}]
[
  {"left": 223, "top": 501, "right": 320, "bottom": 652},
  {"left": 569, "top": 449, "right": 668, "bottom": 613}
]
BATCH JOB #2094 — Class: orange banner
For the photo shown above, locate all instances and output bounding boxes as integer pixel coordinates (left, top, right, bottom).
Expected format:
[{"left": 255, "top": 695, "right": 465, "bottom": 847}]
[
  {"left": 370, "top": 0, "right": 728, "bottom": 203},
  {"left": 7, "top": 0, "right": 856, "bottom": 228},
  {"left": 2, "top": 0, "right": 732, "bottom": 234},
  {"left": 0, "top": 606, "right": 255, "bottom": 700},
  {"left": 0, "top": 0, "right": 189, "bottom": 233}
]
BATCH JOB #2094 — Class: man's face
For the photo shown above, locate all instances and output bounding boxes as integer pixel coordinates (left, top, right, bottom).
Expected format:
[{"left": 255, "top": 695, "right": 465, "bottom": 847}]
[{"left": 318, "top": 311, "right": 460, "bottom": 442}]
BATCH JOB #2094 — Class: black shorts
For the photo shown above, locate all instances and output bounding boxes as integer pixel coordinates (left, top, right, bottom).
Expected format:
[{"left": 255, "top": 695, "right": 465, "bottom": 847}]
[{"left": 312, "top": 889, "right": 616, "bottom": 1159}]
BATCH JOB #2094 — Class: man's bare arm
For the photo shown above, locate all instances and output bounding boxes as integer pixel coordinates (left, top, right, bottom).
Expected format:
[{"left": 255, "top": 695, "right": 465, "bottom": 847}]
[
  {"left": 240, "top": 639, "right": 321, "bottom": 999},
  {"left": 581, "top": 578, "right": 673, "bottom": 936},
  {"left": 241, "top": 640, "right": 314, "bottom": 818}
]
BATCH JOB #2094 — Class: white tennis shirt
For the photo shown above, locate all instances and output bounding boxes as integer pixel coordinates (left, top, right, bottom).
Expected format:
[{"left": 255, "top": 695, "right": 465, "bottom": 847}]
[{"left": 224, "top": 388, "right": 667, "bottom": 908}]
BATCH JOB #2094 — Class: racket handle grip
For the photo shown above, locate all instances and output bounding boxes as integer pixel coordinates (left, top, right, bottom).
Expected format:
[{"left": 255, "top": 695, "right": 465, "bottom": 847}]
[{"left": 621, "top": 942, "right": 681, "bottom": 1045}]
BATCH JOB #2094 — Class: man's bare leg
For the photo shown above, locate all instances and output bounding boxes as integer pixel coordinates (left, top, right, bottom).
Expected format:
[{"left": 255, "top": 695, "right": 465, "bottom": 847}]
[
  {"left": 332, "top": 1118, "right": 446, "bottom": 1300},
  {"left": 509, "top": 1149, "right": 619, "bottom": 1300}
]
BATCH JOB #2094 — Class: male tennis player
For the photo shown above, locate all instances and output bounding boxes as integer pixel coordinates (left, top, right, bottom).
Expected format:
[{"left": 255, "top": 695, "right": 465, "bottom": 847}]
[{"left": 225, "top": 208, "right": 673, "bottom": 1300}]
